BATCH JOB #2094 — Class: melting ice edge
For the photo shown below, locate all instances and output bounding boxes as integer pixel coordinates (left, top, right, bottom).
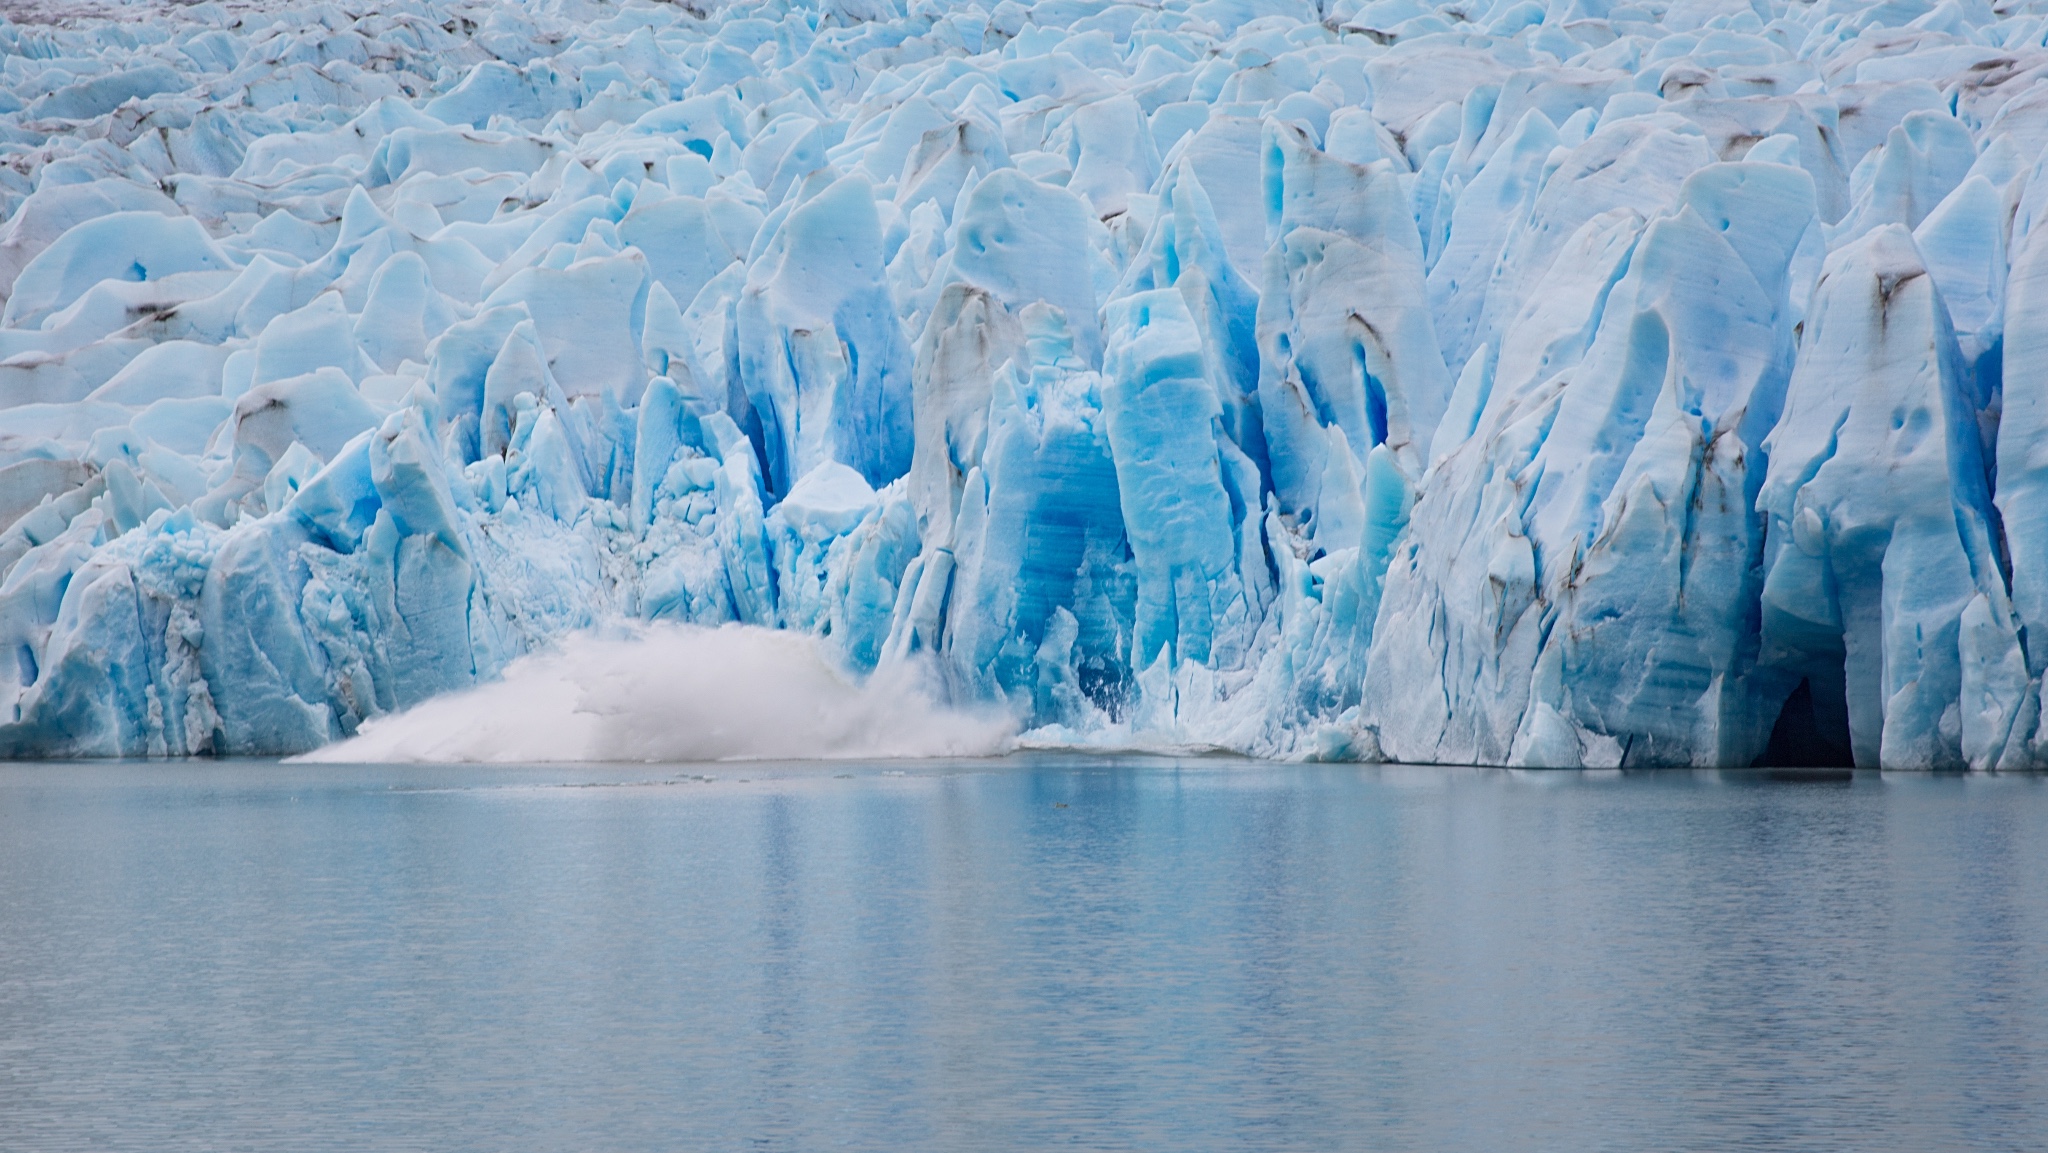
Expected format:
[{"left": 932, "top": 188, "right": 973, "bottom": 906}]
[{"left": 2, "top": 0, "right": 2044, "bottom": 768}]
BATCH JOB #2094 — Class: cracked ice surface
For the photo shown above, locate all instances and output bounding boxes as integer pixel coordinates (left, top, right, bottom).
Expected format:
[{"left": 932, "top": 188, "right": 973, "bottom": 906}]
[{"left": 2, "top": 0, "right": 2047, "bottom": 767}]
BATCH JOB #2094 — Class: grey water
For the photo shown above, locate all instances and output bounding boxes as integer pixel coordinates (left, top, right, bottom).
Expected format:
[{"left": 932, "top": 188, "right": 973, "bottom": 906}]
[{"left": 2, "top": 760, "right": 2046, "bottom": 1152}]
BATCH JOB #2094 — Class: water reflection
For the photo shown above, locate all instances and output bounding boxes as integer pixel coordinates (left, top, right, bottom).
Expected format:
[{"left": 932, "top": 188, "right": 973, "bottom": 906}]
[{"left": 1, "top": 761, "right": 2044, "bottom": 1152}]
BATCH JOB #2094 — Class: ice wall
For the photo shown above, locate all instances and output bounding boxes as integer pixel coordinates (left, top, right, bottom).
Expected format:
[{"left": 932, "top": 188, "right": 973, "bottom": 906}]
[{"left": 3, "top": 0, "right": 2047, "bottom": 768}]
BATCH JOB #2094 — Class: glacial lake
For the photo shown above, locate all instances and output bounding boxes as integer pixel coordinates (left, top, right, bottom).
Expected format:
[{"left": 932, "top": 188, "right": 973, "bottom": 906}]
[{"left": 3, "top": 759, "right": 2046, "bottom": 1152}]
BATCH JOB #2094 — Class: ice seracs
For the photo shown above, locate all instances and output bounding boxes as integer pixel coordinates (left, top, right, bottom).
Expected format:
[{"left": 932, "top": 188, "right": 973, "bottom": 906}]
[{"left": 3, "top": 0, "right": 2048, "bottom": 768}]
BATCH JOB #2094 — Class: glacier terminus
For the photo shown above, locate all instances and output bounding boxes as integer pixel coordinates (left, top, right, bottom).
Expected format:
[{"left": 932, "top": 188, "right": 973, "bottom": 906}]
[{"left": 2, "top": 0, "right": 2047, "bottom": 768}]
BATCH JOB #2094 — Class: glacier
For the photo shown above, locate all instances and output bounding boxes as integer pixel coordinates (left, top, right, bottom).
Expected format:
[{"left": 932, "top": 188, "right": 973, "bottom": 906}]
[{"left": 1, "top": 0, "right": 2047, "bottom": 767}]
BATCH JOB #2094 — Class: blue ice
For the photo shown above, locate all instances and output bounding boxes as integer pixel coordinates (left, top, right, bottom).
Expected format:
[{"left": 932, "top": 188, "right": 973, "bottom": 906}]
[{"left": 1, "top": 0, "right": 2043, "bottom": 768}]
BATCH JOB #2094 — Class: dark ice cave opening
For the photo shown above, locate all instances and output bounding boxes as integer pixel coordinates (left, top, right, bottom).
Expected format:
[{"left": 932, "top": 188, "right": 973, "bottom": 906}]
[{"left": 1756, "top": 677, "right": 1856, "bottom": 768}]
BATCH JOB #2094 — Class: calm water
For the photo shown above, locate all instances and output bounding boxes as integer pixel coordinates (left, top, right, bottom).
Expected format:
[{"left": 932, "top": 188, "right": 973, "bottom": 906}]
[{"left": 2, "top": 760, "right": 2046, "bottom": 1152}]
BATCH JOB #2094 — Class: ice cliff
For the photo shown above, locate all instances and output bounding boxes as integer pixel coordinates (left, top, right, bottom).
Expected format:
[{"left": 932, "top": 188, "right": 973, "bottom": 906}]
[{"left": 3, "top": 0, "right": 2047, "bottom": 767}]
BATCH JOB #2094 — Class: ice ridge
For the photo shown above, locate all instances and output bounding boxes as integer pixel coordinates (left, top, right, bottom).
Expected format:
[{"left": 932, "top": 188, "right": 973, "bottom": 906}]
[{"left": 3, "top": 0, "right": 2047, "bottom": 768}]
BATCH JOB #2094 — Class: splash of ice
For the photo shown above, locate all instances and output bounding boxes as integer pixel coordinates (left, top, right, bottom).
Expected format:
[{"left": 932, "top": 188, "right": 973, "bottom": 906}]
[{"left": 296, "top": 623, "right": 1013, "bottom": 764}]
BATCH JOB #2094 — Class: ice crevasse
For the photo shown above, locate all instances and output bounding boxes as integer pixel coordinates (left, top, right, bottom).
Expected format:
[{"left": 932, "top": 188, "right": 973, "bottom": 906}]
[{"left": 3, "top": 0, "right": 2048, "bottom": 767}]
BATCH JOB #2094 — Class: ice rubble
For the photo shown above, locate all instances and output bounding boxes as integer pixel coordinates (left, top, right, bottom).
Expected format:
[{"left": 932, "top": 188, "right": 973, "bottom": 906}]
[{"left": 2, "top": 0, "right": 2047, "bottom": 767}]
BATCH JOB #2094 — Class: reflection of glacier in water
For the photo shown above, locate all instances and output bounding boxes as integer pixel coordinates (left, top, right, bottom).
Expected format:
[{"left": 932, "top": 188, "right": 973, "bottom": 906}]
[
  {"left": 298, "top": 622, "right": 1013, "bottom": 763},
  {"left": 0, "top": 0, "right": 2045, "bottom": 767}
]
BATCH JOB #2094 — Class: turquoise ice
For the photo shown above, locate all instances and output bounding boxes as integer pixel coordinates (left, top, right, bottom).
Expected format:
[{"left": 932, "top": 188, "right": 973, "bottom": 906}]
[{"left": 2, "top": 0, "right": 2045, "bottom": 768}]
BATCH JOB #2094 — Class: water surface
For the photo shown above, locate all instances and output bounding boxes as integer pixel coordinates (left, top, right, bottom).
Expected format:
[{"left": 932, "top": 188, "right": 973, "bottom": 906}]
[{"left": 2, "top": 759, "right": 2045, "bottom": 1151}]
